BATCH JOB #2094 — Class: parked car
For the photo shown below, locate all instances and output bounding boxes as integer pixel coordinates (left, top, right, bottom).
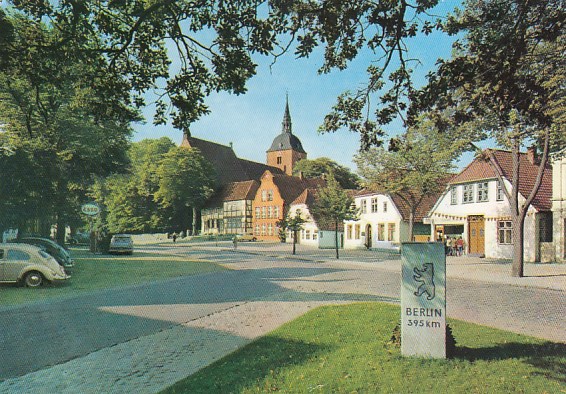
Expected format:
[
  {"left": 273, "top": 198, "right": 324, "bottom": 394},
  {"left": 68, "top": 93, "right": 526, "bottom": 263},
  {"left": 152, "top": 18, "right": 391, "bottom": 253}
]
[
  {"left": 12, "top": 237, "right": 74, "bottom": 268},
  {"left": 237, "top": 233, "right": 257, "bottom": 242},
  {"left": 66, "top": 232, "right": 90, "bottom": 245},
  {"left": 109, "top": 234, "right": 133, "bottom": 255},
  {"left": 0, "top": 243, "right": 70, "bottom": 287}
]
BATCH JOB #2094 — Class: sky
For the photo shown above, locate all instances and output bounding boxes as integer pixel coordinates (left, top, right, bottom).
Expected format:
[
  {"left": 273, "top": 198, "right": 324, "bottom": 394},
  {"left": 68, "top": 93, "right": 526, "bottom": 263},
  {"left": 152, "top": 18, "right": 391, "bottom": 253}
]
[{"left": 132, "top": 1, "right": 467, "bottom": 172}]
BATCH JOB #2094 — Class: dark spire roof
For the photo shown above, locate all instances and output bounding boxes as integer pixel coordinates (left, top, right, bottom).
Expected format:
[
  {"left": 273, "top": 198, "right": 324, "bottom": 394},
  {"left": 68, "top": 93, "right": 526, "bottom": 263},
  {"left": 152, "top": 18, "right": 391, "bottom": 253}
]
[
  {"left": 282, "top": 93, "right": 292, "bottom": 134},
  {"left": 267, "top": 95, "right": 306, "bottom": 153}
]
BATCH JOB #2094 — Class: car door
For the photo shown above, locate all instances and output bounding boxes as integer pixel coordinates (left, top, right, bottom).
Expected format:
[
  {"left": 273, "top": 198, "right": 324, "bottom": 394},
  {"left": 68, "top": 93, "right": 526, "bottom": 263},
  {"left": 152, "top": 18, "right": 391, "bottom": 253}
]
[{"left": 4, "top": 249, "right": 31, "bottom": 281}]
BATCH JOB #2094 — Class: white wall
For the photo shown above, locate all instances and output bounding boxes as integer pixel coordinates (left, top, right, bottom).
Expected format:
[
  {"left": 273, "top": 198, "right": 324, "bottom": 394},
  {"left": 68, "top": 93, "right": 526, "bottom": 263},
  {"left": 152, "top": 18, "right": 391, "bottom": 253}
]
[
  {"left": 428, "top": 179, "right": 540, "bottom": 261},
  {"left": 287, "top": 204, "right": 319, "bottom": 246},
  {"left": 552, "top": 156, "right": 566, "bottom": 262},
  {"left": 344, "top": 193, "right": 404, "bottom": 250}
]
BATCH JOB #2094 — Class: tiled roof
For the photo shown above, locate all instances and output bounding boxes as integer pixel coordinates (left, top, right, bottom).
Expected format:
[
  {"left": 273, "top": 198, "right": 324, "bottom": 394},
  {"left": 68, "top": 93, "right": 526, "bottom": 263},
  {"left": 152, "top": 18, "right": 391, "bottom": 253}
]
[
  {"left": 204, "top": 180, "right": 260, "bottom": 208},
  {"left": 272, "top": 174, "right": 325, "bottom": 206},
  {"left": 290, "top": 188, "right": 318, "bottom": 206},
  {"left": 450, "top": 149, "right": 552, "bottom": 211},
  {"left": 356, "top": 176, "right": 451, "bottom": 222},
  {"left": 182, "top": 136, "right": 282, "bottom": 186}
]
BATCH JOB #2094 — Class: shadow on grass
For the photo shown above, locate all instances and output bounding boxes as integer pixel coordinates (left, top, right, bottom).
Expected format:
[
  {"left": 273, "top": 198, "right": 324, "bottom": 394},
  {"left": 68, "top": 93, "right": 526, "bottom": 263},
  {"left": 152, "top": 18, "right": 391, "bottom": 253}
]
[
  {"left": 165, "top": 336, "right": 332, "bottom": 394},
  {"left": 455, "top": 341, "right": 566, "bottom": 384}
]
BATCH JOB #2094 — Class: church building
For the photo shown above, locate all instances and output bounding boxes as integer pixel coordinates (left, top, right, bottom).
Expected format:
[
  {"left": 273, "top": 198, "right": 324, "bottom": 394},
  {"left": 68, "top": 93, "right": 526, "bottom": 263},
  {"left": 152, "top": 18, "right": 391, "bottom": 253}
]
[
  {"left": 199, "top": 96, "right": 319, "bottom": 238},
  {"left": 266, "top": 96, "right": 307, "bottom": 176}
]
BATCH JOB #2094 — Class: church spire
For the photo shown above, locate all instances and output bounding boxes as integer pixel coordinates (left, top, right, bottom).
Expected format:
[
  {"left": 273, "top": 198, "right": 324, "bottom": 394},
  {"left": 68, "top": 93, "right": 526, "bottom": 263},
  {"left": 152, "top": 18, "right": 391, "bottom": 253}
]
[{"left": 281, "top": 93, "right": 292, "bottom": 134}]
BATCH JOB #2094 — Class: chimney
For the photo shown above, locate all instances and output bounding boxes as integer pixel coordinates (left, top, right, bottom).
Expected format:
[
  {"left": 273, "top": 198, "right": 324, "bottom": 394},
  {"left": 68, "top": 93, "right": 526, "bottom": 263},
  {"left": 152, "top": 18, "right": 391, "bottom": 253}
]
[
  {"left": 527, "top": 146, "right": 538, "bottom": 164},
  {"left": 229, "top": 142, "right": 233, "bottom": 150}
]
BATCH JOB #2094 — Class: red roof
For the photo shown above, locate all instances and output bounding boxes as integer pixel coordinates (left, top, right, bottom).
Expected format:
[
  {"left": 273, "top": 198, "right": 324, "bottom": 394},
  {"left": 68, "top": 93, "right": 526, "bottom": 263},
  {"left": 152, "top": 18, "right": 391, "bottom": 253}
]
[
  {"left": 450, "top": 149, "right": 552, "bottom": 211},
  {"left": 271, "top": 173, "right": 326, "bottom": 206},
  {"left": 204, "top": 180, "right": 260, "bottom": 208}
]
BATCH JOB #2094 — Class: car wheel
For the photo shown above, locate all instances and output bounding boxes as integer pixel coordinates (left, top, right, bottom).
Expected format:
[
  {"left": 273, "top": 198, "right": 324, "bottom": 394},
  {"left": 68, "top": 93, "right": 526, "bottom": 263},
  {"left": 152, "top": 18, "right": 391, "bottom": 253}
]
[{"left": 24, "top": 271, "right": 44, "bottom": 288}]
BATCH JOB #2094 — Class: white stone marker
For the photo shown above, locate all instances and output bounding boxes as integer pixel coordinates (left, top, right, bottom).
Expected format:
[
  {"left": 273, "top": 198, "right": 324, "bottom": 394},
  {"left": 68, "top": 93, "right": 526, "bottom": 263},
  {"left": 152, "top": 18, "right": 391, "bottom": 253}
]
[{"left": 401, "top": 242, "right": 446, "bottom": 358}]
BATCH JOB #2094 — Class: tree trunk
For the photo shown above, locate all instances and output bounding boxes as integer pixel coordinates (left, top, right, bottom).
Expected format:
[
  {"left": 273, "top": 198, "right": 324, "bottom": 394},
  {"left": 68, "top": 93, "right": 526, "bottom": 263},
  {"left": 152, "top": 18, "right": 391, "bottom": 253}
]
[
  {"left": 55, "top": 181, "right": 67, "bottom": 245},
  {"left": 292, "top": 230, "right": 297, "bottom": 255},
  {"left": 510, "top": 140, "right": 524, "bottom": 277},
  {"left": 192, "top": 207, "right": 198, "bottom": 236},
  {"left": 408, "top": 210, "right": 415, "bottom": 242},
  {"left": 511, "top": 211, "right": 527, "bottom": 277},
  {"left": 335, "top": 219, "right": 339, "bottom": 259}
]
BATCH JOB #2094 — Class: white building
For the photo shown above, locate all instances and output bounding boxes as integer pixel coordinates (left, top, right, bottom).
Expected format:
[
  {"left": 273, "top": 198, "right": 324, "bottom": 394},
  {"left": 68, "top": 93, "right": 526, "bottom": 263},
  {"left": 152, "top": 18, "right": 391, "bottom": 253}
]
[
  {"left": 344, "top": 190, "right": 437, "bottom": 250},
  {"left": 426, "top": 149, "right": 553, "bottom": 262},
  {"left": 287, "top": 189, "right": 319, "bottom": 247},
  {"left": 552, "top": 153, "right": 566, "bottom": 262}
]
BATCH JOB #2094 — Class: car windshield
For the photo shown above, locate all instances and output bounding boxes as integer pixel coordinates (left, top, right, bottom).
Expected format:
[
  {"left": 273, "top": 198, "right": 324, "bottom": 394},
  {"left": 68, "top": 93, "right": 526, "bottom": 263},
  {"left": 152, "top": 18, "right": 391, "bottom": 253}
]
[{"left": 114, "top": 237, "right": 131, "bottom": 242}]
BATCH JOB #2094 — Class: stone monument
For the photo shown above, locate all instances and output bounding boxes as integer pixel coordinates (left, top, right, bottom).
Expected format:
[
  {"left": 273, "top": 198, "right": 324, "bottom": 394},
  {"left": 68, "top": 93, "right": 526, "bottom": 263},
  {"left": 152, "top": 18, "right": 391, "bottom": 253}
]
[{"left": 401, "top": 242, "right": 446, "bottom": 358}]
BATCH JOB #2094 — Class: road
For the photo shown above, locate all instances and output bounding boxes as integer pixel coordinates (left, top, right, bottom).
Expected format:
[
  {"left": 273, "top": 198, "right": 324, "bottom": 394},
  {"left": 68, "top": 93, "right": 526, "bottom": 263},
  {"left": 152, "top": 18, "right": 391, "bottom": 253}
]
[{"left": 0, "top": 243, "right": 564, "bottom": 392}]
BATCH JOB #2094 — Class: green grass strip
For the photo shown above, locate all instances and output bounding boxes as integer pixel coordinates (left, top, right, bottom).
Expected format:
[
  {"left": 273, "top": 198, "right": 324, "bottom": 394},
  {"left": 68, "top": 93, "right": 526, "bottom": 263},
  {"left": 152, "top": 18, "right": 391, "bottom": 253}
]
[
  {"left": 163, "top": 302, "right": 565, "bottom": 393},
  {"left": 0, "top": 249, "right": 225, "bottom": 306}
]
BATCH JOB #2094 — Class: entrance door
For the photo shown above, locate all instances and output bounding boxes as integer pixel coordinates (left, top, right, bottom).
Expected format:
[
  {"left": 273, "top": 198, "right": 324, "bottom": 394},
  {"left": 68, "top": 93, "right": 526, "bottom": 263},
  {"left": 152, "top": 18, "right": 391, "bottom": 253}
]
[
  {"left": 468, "top": 216, "right": 485, "bottom": 255},
  {"left": 365, "top": 224, "right": 372, "bottom": 248}
]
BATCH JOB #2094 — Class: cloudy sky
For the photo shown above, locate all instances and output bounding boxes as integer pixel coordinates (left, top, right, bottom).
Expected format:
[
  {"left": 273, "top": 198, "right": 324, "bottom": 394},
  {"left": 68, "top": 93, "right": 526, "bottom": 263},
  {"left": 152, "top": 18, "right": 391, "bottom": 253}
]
[{"left": 133, "top": 1, "right": 465, "bottom": 171}]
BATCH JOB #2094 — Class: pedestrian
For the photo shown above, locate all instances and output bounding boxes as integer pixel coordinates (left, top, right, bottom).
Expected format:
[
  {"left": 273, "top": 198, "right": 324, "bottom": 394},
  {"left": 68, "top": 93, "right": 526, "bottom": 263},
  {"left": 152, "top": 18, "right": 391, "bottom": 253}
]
[
  {"left": 456, "top": 237, "right": 464, "bottom": 256},
  {"left": 232, "top": 236, "right": 238, "bottom": 250},
  {"left": 450, "top": 237, "right": 457, "bottom": 256},
  {"left": 445, "top": 236, "right": 451, "bottom": 255},
  {"left": 172, "top": 232, "right": 177, "bottom": 243}
]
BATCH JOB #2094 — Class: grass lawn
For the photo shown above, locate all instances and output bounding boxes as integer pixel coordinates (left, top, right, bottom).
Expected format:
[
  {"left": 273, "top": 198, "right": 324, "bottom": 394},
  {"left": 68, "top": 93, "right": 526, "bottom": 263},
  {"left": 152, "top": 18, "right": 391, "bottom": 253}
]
[
  {"left": 0, "top": 248, "right": 226, "bottom": 306},
  {"left": 162, "top": 303, "right": 565, "bottom": 393}
]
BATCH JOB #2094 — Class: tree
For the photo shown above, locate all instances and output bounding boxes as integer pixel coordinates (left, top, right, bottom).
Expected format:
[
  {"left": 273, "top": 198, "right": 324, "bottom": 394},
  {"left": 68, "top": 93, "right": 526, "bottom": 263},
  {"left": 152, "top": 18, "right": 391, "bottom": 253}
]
[
  {"left": 310, "top": 175, "right": 358, "bottom": 259},
  {"left": 2, "top": 1, "right": 443, "bottom": 137},
  {"left": 155, "top": 146, "right": 215, "bottom": 235},
  {"left": 354, "top": 117, "right": 460, "bottom": 240},
  {"left": 93, "top": 138, "right": 176, "bottom": 234},
  {"left": 0, "top": 13, "right": 134, "bottom": 243},
  {"left": 293, "top": 157, "right": 360, "bottom": 189},
  {"left": 276, "top": 214, "right": 307, "bottom": 256},
  {"left": 415, "top": 0, "right": 565, "bottom": 277}
]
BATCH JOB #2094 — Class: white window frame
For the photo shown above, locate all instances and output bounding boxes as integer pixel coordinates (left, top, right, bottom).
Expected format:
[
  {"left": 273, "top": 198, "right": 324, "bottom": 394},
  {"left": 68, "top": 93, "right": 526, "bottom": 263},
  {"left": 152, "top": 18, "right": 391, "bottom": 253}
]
[
  {"left": 463, "top": 184, "right": 474, "bottom": 204},
  {"left": 497, "top": 220, "right": 513, "bottom": 244},
  {"left": 371, "top": 198, "right": 378, "bottom": 213},
  {"left": 477, "top": 182, "right": 489, "bottom": 202},
  {"left": 496, "top": 180, "right": 504, "bottom": 201},
  {"left": 450, "top": 186, "right": 457, "bottom": 205}
]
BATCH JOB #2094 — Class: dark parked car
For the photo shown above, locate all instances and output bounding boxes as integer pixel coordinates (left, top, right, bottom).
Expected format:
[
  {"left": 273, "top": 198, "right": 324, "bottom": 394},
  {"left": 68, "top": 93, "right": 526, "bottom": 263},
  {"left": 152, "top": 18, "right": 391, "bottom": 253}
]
[{"left": 11, "top": 237, "right": 74, "bottom": 268}]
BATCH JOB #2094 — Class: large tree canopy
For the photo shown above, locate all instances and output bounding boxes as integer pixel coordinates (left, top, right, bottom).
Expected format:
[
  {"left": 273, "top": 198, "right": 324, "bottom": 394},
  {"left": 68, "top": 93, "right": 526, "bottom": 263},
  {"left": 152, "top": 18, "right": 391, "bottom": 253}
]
[
  {"left": 293, "top": 157, "right": 359, "bottom": 189},
  {"left": 413, "top": 0, "right": 565, "bottom": 277},
  {"left": 2, "top": 0, "right": 443, "bottom": 139}
]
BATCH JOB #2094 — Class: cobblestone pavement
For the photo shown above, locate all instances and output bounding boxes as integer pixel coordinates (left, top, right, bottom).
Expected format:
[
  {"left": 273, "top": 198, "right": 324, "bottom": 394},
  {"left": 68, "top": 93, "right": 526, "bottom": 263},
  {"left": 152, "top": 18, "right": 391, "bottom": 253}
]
[{"left": 0, "top": 242, "right": 564, "bottom": 393}]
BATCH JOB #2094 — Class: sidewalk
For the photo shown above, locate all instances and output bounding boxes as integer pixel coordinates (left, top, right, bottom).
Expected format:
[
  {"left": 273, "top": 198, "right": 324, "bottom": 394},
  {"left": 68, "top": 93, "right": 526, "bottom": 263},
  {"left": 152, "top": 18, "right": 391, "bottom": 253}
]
[{"left": 220, "top": 242, "right": 566, "bottom": 292}]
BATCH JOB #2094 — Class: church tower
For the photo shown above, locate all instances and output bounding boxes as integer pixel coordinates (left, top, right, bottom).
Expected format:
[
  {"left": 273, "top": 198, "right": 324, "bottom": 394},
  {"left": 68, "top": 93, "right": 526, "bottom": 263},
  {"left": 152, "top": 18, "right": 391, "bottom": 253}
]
[{"left": 266, "top": 95, "right": 307, "bottom": 175}]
